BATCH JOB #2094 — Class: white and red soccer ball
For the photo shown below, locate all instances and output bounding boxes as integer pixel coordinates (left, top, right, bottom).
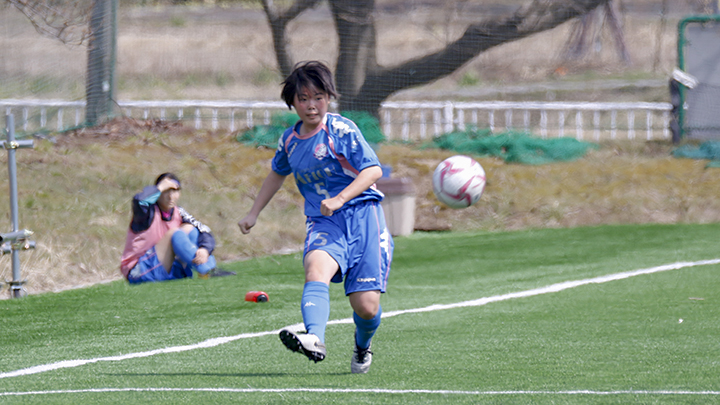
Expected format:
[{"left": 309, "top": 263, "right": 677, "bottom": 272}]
[{"left": 432, "top": 155, "right": 486, "bottom": 209}]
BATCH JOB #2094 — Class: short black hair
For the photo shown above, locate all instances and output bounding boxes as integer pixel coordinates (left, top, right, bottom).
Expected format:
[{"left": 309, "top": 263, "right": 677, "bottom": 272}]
[
  {"left": 155, "top": 172, "right": 181, "bottom": 189},
  {"left": 281, "top": 61, "right": 339, "bottom": 109}
]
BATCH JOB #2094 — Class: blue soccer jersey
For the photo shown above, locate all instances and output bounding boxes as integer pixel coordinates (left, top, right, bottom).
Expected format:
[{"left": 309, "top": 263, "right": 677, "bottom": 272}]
[{"left": 272, "top": 113, "right": 384, "bottom": 217}]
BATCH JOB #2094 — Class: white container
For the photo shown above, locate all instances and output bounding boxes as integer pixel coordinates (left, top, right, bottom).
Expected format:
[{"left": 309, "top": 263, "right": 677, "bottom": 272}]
[{"left": 376, "top": 177, "right": 416, "bottom": 236}]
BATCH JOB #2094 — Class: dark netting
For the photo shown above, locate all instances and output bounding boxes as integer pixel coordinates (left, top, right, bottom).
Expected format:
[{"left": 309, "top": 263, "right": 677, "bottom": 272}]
[
  {"left": 682, "top": 21, "right": 720, "bottom": 140},
  {"left": 429, "top": 129, "right": 598, "bottom": 165},
  {"left": 684, "top": 84, "right": 720, "bottom": 140}
]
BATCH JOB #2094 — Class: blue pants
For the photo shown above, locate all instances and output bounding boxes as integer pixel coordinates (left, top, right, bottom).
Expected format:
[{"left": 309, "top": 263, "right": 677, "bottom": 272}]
[{"left": 127, "top": 228, "right": 216, "bottom": 284}]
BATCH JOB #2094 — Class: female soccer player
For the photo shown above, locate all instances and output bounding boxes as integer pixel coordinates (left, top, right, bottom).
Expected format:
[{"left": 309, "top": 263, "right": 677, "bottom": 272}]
[
  {"left": 238, "top": 61, "right": 393, "bottom": 374},
  {"left": 121, "top": 173, "right": 234, "bottom": 283}
]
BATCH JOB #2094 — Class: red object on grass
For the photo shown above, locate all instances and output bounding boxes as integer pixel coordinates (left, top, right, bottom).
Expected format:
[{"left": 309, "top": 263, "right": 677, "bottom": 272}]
[{"left": 245, "top": 291, "right": 269, "bottom": 302}]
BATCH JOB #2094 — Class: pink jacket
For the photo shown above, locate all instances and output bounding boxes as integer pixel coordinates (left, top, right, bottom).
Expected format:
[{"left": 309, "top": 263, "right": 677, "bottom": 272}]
[{"left": 120, "top": 205, "right": 182, "bottom": 277}]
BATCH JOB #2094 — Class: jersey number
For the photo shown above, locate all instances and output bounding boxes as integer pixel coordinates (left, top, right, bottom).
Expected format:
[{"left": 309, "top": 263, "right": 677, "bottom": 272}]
[
  {"left": 314, "top": 183, "right": 331, "bottom": 200},
  {"left": 312, "top": 232, "right": 329, "bottom": 247}
]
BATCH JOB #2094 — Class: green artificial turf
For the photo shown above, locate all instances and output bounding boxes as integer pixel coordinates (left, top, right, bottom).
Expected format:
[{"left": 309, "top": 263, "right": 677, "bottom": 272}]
[{"left": 0, "top": 223, "right": 719, "bottom": 404}]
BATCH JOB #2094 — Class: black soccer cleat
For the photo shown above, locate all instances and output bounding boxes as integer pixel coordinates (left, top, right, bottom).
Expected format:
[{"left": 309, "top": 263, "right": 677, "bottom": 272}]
[{"left": 279, "top": 329, "right": 326, "bottom": 363}]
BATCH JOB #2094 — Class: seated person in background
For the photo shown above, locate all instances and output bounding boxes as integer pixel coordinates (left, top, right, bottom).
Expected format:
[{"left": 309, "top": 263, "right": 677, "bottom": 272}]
[{"left": 120, "top": 172, "right": 234, "bottom": 283}]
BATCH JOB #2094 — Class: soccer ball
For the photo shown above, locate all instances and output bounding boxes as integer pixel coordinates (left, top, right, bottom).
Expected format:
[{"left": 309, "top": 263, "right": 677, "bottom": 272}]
[{"left": 432, "top": 155, "right": 486, "bottom": 209}]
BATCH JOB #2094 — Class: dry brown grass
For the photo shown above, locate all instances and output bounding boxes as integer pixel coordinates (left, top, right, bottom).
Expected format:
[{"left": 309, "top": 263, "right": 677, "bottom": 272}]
[
  {"left": 381, "top": 141, "right": 720, "bottom": 233},
  {"left": 1, "top": 118, "right": 719, "bottom": 298},
  {"left": 0, "top": 3, "right": 714, "bottom": 297}
]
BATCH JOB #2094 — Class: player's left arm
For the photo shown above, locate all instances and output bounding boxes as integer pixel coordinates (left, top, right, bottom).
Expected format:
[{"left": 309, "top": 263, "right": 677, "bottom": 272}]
[
  {"left": 320, "top": 165, "right": 382, "bottom": 216},
  {"left": 193, "top": 233, "right": 214, "bottom": 265}
]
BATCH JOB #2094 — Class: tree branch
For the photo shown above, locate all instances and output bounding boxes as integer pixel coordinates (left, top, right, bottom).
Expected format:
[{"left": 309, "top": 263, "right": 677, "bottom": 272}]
[
  {"left": 7, "top": 0, "right": 91, "bottom": 45},
  {"left": 354, "top": 0, "right": 607, "bottom": 109},
  {"left": 261, "top": 0, "right": 322, "bottom": 77}
]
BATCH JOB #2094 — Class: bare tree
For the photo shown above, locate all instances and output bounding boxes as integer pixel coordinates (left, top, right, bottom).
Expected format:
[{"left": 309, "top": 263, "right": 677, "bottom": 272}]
[
  {"left": 6, "top": 0, "right": 115, "bottom": 125},
  {"left": 263, "top": 0, "right": 609, "bottom": 116},
  {"left": 5, "top": 0, "right": 92, "bottom": 45},
  {"left": 689, "top": 0, "right": 719, "bottom": 13},
  {"left": 563, "top": 0, "right": 629, "bottom": 65}
]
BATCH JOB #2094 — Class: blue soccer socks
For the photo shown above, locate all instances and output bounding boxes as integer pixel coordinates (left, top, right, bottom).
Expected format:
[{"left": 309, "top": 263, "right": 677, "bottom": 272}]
[
  {"left": 301, "top": 281, "right": 330, "bottom": 343},
  {"left": 354, "top": 305, "right": 381, "bottom": 350},
  {"left": 171, "top": 228, "right": 216, "bottom": 275}
]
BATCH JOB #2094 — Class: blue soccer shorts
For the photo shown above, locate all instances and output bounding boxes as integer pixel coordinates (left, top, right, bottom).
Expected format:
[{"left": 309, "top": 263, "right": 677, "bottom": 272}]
[
  {"left": 303, "top": 200, "right": 393, "bottom": 295},
  {"left": 127, "top": 246, "right": 192, "bottom": 284}
]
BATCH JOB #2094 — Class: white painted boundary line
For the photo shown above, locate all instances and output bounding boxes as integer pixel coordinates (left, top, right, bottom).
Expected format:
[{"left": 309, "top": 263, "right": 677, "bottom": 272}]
[
  {"left": 1, "top": 259, "right": 719, "bottom": 381},
  {"left": 1, "top": 387, "right": 719, "bottom": 397}
]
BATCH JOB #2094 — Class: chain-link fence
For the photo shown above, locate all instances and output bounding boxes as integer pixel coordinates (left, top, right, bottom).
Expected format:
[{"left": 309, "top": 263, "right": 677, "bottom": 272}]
[{"left": 0, "top": 0, "right": 702, "bottom": 138}]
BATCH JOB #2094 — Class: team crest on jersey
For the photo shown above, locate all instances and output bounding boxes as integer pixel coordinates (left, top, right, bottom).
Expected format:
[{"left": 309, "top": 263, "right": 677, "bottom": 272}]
[{"left": 314, "top": 143, "right": 328, "bottom": 160}]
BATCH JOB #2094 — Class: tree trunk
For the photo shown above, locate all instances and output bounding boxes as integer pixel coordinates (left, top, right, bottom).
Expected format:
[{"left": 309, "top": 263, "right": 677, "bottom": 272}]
[
  {"left": 329, "top": 0, "right": 377, "bottom": 112},
  {"left": 262, "top": 0, "right": 322, "bottom": 78},
  {"left": 603, "top": 0, "right": 630, "bottom": 64}
]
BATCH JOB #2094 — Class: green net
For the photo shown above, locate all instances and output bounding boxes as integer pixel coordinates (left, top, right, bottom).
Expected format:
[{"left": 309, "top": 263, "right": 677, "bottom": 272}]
[
  {"left": 673, "top": 141, "right": 720, "bottom": 168},
  {"left": 236, "top": 112, "right": 298, "bottom": 148},
  {"left": 430, "top": 129, "right": 598, "bottom": 165},
  {"left": 237, "top": 111, "right": 385, "bottom": 148},
  {"left": 673, "top": 141, "right": 720, "bottom": 160},
  {"left": 338, "top": 111, "right": 386, "bottom": 145}
]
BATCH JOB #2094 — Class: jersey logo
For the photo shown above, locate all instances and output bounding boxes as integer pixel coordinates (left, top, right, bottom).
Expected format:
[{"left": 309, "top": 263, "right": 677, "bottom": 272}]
[
  {"left": 380, "top": 228, "right": 390, "bottom": 253},
  {"left": 288, "top": 142, "right": 298, "bottom": 158},
  {"left": 331, "top": 120, "right": 354, "bottom": 138},
  {"left": 314, "top": 143, "right": 328, "bottom": 160}
]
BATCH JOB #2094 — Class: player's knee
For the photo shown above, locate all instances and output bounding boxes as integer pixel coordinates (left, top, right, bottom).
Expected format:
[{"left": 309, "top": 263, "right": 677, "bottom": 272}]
[
  {"left": 354, "top": 306, "right": 377, "bottom": 320},
  {"left": 351, "top": 294, "right": 380, "bottom": 319}
]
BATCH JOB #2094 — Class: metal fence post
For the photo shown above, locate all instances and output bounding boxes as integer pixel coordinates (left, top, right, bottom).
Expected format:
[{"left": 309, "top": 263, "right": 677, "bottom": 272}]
[
  {"left": 3, "top": 114, "right": 36, "bottom": 298},
  {"left": 86, "top": 0, "right": 116, "bottom": 126}
]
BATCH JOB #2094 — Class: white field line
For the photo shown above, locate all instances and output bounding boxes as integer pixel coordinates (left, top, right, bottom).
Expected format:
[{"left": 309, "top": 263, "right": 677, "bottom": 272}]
[
  {"left": 1, "top": 387, "right": 719, "bottom": 397},
  {"left": 1, "top": 258, "right": 718, "bottom": 381}
]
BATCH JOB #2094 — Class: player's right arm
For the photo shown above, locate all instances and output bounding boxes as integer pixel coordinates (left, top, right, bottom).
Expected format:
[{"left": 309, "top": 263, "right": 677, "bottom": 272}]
[
  {"left": 320, "top": 165, "right": 382, "bottom": 216},
  {"left": 130, "top": 178, "right": 181, "bottom": 233},
  {"left": 130, "top": 184, "right": 162, "bottom": 233},
  {"left": 238, "top": 170, "right": 287, "bottom": 234}
]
